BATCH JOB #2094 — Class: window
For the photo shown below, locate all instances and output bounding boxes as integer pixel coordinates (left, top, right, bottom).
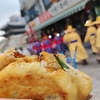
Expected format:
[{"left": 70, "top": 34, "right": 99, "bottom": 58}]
[
  {"left": 43, "top": 0, "right": 52, "bottom": 10},
  {"left": 28, "top": 4, "right": 40, "bottom": 20},
  {"left": 25, "top": 14, "right": 30, "bottom": 23}
]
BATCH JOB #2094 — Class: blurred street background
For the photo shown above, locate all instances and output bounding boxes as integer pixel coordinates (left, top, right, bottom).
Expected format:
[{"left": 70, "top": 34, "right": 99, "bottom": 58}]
[{"left": 0, "top": 0, "right": 100, "bottom": 52}]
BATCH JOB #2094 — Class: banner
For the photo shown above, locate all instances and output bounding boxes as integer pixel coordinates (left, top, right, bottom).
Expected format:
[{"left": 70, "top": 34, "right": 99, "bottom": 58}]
[{"left": 38, "top": 10, "right": 53, "bottom": 24}]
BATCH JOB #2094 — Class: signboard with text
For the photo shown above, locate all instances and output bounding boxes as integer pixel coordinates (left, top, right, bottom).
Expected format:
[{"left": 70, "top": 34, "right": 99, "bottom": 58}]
[
  {"left": 31, "top": 0, "right": 82, "bottom": 28},
  {"left": 49, "top": 0, "right": 82, "bottom": 16}
]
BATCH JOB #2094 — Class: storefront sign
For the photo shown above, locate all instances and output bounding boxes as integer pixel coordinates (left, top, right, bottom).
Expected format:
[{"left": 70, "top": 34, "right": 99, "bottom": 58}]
[
  {"left": 32, "top": 0, "right": 82, "bottom": 27},
  {"left": 49, "top": 0, "right": 82, "bottom": 16}
]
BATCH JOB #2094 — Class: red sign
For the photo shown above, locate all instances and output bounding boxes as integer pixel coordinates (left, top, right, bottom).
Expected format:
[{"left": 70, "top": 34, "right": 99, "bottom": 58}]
[{"left": 38, "top": 10, "right": 53, "bottom": 23}]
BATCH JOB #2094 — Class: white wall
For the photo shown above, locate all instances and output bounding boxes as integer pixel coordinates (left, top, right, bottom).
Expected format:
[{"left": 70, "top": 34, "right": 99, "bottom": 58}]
[{"left": 0, "top": 34, "right": 28, "bottom": 52}]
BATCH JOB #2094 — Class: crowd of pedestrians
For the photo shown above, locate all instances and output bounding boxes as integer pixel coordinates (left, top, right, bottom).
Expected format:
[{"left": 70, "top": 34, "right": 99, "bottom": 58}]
[
  {"left": 26, "top": 16, "right": 100, "bottom": 65},
  {"left": 27, "top": 31, "right": 67, "bottom": 56}
]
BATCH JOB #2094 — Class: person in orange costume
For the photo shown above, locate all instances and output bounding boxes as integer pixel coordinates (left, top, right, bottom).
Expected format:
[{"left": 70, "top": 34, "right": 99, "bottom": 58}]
[
  {"left": 63, "top": 25, "right": 88, "bottom": 65},
  {"left": 93, "top": 16, "right": 100, "bottom": 63},
  {"left": 84, "top": 19, "right": 97, "bottom": 54}
]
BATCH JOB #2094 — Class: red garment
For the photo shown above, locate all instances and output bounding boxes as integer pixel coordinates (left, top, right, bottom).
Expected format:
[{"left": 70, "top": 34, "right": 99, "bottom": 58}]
[
  {"left": 53, "top": 36, "right": 63, "bottom": 45},
  {"left": 29, "top": 25, "right": 33, "bottom": 33},
  {"left": 33, "top": 45, "right": 41, "bottom": 50},
  {"left": 41, "top": 38, "right": 53, "bottom": 50},
  {"left": 25, "top": 31, "right": 30, "bottom": 36},
  {"left": 33, "top": 43, "right": 41, "bottom": 50}
]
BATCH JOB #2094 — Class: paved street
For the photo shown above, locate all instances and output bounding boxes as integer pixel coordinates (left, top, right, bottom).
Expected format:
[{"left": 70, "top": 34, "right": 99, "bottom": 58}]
[{"left": 66, "top": 49, "right": 100, "bottom": 100}]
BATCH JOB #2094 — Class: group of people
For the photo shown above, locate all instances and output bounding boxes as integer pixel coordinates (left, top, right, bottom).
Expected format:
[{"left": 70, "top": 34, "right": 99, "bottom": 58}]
[
  {"left": 63, "top": 16, "right": 100, "bottom": 65},
  {"left": 27, "top": 31, "right": 66, "bottom": 56},
  {"left": 27, "top": 16, "right": 100, "bottom": 65}
]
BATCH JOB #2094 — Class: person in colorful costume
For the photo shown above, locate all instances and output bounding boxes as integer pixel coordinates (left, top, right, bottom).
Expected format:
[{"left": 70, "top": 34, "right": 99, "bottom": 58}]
[
  {"left": 63, "top": 25, "right": 88, "bottom": 65},
  {"left": 33, "top": 40, "right": 42, "bottom": 55},
  {"left": 84, "top": 19, "right": 97, "bottom": 54},
  {"left": 41, "top": 35, "right": 53, "bottom": 53},
  {"left": 53, "top": 31, "right": 66, "bottom": 54},
  {"left": 93, "top": 16, "right": 100, "bottom": 63},
  {"left": 26, "top": 38, "right": 34, "bottom": 55}
]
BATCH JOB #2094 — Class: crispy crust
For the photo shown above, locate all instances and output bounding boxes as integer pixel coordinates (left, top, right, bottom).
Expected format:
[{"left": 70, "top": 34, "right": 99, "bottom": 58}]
[
  {"left": 0, "top": 62, "right": 69, "bottom": 99},
  {"left": 0, "top": 49, "right": 92, "bottom": 100}
]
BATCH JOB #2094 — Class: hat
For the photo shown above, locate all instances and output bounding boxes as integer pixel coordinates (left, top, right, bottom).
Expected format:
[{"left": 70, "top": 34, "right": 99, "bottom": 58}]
[
  {"left": 42, "top": 36, "right": 48, "bottom": 40},
  {"left": 93, "top": 16, "right": 100, "bottom": 25},
  {"left": 67, "top": 25, "right": 76, "bottom": 33},
  {"left": 84, "top": 19, "right": 93, "bottom": 26}
]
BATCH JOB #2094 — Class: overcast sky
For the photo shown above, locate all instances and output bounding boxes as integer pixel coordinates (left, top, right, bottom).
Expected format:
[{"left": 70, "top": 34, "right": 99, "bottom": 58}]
[{"left": 0, "top": 0, "right": 20, "bottom": 28}]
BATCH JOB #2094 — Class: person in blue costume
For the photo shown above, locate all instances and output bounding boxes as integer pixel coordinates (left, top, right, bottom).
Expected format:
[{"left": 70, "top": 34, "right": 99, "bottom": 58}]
[
  {"left": 33, "top": 40, "right": 42, "bottom": 55},
  {"left": 41, "top": 35, "right": 53, "bottom": 53},
  {"left": 26, "top": 38, "right": 34, "bottom": 55},
  {"left": 53, "top": 31, "right": 65, "bottom": 54}
]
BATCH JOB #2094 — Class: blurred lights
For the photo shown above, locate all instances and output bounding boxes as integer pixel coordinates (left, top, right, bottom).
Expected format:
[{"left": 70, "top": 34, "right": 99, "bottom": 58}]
[
  {"left": 48, "top": 35, "right": 52, "bottom": 39},
  {"left": 86, "top": 21, "right": 89, "bottom": 24},
  {"left": 56, "top": 33, "right": 60, "bottom": 37}
]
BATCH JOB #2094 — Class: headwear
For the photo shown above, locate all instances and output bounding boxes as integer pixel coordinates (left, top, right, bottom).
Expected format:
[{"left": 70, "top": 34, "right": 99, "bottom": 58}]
[
  {"left": 67, "top": 25, "right": 76, "bottom": 33},
  {"left": 42, "top": 36, "right": 48, "bottom": 40},
  {"left": 93, "top": 16, "right": 100, "bottom": 25},
  {"left": 84, "top": 19, "right": 93, "bottom": 26}
]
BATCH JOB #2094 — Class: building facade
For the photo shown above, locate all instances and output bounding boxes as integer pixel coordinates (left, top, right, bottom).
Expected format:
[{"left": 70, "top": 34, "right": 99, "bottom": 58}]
[
  {"left": 0, "top": 15, "right": 27, "bottom": 51},
  {"left": 20, "top": 0, "right": 99, "bottom": 42},
  {"left": 2, "top": 15, "right": 26, "bottom": 37},
  {"left": 20, "top": 0, "right": 46, "bottom": 23}
]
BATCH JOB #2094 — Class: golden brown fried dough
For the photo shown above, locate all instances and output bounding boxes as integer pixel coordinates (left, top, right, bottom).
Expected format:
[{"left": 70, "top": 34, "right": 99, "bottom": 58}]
[{"left": 0, "top": 50, "right": 92, "bottom": 100}]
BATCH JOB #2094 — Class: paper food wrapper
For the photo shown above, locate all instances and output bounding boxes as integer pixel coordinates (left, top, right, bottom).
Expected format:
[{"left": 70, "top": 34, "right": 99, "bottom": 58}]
[
  {"left": 85, "top": 95, "right": 93, "bottom": 100},
  {"left": 0, "top": 95, "right": 93, "bottom": 100}
]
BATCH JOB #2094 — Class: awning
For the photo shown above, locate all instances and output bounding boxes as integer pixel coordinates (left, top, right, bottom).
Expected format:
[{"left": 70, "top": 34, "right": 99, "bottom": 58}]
[{"left": 34, "top": 0, "right": 89, "bottom": 31}]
